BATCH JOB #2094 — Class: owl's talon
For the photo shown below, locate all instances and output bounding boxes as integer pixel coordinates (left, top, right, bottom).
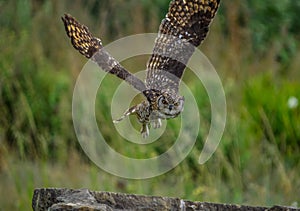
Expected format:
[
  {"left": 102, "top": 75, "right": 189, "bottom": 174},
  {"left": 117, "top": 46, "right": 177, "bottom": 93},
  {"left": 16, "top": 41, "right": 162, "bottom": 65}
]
[
  {"left": 141, "top": 123, "right": 149, "bottom": 138},
  {"left": 152, "top": 118, "right": 162, "bottom": 129}
]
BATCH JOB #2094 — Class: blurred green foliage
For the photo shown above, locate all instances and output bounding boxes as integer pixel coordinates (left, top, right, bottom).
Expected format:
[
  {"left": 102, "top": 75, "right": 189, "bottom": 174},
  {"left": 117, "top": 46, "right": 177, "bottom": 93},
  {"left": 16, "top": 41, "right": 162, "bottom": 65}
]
[
  {"left": 0, "top": 0, "right": 299, "bottom": 210},
  {"left": 245, "top": 0, "right": 299, "bottom": 66}
]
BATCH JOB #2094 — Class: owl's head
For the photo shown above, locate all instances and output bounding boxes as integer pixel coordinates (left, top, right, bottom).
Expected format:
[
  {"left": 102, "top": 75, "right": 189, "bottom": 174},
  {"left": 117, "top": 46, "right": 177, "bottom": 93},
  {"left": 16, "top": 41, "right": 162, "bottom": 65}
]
[
  {"left": 155, "top": 92, "right": 184, "bottom": 119},
  {"left": 143, "top": 89, "right": 185, "bottom": 119}
]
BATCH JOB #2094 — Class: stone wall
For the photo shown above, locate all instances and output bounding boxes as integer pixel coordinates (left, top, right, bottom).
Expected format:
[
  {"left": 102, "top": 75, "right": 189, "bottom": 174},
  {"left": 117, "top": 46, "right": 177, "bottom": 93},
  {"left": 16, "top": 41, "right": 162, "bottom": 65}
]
[{"left": 32, "top": 188, "right": 298, "bottom": 211}]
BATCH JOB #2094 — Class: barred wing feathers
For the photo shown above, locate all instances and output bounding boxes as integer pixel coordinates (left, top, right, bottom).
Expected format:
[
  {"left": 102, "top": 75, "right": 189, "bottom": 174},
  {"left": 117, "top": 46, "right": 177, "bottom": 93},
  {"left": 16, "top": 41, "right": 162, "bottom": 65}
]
[{"left": 146, "top": 0, "right": 220, "bottom": 93}]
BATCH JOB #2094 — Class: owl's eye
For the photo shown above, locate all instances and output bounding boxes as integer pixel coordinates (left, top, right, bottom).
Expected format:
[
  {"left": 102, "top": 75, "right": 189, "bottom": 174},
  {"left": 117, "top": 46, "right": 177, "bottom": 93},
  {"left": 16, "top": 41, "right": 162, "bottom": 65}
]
[
  {"left": 174, "top": 102, "right": 179, "bottom": 107},
  {"left": 162, "top": 99, "right": 167, "bottom": 104}
]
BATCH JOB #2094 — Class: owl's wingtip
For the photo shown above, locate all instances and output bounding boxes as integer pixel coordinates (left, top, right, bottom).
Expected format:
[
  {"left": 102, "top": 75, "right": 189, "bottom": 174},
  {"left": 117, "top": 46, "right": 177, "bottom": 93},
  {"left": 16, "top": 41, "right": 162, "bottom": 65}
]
[
  {"left": 61, "top": 13, "right": 69, "bottom": 24},
  {"left": 61, "top": 13, "right": 73, "bottom": 21},
  {"left": 61, "top": 13, "right": 66, "bottom": 19},
  {"left": 62, "top": 13, "right": 80, "bottom": 25}
]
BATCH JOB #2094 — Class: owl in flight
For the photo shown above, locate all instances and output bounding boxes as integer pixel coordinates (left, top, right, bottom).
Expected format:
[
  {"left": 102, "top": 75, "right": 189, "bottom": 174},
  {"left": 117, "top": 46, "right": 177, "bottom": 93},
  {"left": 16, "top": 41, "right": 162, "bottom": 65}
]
[{"left": 62, "top": 0, "right": 220, "bottom": 138}]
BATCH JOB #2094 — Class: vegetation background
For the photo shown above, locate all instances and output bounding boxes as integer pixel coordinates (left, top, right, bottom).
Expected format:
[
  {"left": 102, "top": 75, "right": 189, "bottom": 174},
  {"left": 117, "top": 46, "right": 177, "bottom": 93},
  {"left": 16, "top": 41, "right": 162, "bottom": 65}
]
[{"left": 1, "top": 0, "right": 300, "bottom": 209}]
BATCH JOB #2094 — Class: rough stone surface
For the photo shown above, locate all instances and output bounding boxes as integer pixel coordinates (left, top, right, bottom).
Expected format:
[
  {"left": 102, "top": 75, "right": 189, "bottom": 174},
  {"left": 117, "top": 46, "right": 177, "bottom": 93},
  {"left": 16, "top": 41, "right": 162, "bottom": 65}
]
[{"left": 32, "top": 188, "right": 299, "bottom": 211}]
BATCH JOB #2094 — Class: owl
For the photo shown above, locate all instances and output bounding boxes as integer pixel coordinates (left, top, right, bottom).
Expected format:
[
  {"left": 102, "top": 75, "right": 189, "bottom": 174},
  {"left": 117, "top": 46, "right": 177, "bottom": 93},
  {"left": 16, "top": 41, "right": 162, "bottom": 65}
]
[{"left": 62, "top": 0, "right": 220, "bottom": 138}]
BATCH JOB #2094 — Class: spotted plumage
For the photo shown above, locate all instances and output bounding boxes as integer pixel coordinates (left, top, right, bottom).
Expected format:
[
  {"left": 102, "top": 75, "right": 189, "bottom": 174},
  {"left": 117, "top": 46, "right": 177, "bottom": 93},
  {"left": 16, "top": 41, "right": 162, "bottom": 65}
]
[{"left": 62, "top": 0, "right": 220, "bottom": 138}]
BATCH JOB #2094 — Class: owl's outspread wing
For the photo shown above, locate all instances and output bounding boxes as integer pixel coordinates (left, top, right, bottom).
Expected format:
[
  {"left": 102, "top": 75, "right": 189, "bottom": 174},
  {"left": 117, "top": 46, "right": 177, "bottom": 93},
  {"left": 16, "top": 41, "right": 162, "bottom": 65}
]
[
  {"left": 62, "top": 14, "right": 146, "bottom": 93},
  {"left": 146, "top": 0, "right": 220, "bottom": 93}
]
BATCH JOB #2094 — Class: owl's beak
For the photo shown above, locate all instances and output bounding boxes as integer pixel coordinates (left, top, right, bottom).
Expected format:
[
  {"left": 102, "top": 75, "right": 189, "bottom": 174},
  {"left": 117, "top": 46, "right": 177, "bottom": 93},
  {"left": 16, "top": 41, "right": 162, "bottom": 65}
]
[{"left": 169, "top": 105, "right": 174, "bottom": 110}]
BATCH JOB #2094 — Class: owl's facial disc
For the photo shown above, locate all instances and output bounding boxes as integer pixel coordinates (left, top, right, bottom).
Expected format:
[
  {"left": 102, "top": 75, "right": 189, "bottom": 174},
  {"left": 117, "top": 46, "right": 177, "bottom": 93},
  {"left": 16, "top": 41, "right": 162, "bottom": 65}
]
[{"left": 157, "top": 93, "right": 184, "bottom": 118}]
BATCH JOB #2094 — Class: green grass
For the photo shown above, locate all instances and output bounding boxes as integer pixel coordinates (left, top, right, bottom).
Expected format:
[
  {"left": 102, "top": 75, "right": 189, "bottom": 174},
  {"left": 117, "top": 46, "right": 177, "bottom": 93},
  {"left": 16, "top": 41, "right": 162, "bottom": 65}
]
[{"left": 0, "top": 0, "right": 300, "bottom": 210}]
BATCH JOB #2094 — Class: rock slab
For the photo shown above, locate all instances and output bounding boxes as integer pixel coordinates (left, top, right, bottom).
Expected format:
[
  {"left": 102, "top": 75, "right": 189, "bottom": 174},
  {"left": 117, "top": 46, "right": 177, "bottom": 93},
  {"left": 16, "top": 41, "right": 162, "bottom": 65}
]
[{"left": 32, "top": 188, "right": 299, "bottom": 211}]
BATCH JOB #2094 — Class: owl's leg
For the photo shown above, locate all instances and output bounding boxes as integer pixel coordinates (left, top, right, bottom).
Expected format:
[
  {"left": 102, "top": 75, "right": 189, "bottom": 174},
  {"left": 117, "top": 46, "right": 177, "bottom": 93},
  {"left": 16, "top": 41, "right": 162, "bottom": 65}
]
[
  {"left": 141, "top": 123, "right": 150, "bottom": 138},
  {"left": 152, "top": 118, "right": 162, "bottom": 129},
  {"left": 113, "top": 106, "right": 137, "bottom": 123}
]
